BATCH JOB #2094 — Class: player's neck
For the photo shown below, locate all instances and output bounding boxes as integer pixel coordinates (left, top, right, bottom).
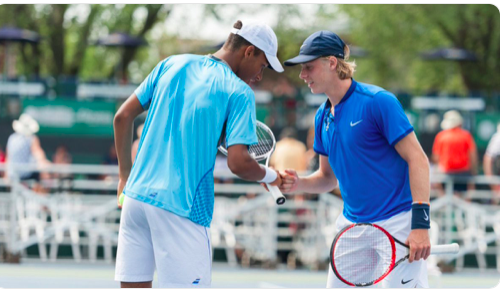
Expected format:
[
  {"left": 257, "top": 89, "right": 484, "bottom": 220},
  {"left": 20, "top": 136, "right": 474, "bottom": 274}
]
[
  {"left": 212, "top": 49, "right": 238, "bottom": 73},
  {"left": 325, "top": 78, "right": 352, "bottom": 107}
]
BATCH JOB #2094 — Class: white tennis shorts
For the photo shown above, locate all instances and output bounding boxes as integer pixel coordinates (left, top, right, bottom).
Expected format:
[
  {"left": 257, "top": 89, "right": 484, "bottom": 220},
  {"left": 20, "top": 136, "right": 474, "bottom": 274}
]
[
  {"left": 327, "top": 210, "right": 429, "bottom": 288},
  {"left": 114, "top": 196, "right": 212, "bottom": 288}
]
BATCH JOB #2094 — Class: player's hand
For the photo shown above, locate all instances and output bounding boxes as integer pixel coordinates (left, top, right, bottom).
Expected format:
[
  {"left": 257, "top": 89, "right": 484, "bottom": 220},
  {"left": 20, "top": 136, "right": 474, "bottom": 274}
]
[
  {"left": 269, "top": 170, "right": 282, "bottom": 187},
  {"left": 117, "top": 178, "right": 127, "bottom": 209},
  {"left": 279, "top": 169, "right": 299, "bottom": 194},
  {"left": 405, "top": 229, "right": 431, "bottom": 263}
]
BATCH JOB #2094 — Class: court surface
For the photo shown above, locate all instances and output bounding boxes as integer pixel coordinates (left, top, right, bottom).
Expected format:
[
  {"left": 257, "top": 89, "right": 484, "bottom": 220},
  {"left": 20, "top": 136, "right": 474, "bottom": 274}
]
[{"left": 0, "top": 261, "right": 498, "bottom": 288}]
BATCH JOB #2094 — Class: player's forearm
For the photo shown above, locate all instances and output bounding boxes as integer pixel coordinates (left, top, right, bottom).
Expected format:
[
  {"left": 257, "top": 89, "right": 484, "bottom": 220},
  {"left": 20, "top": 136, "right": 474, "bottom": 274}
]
[
  {"left": 30, "top": 138, "right": 49, "bottom": 164},
  {"left": 483, "top": 155, "right": 493, "bottom": 176},
  {"left": 296, "top": 170, "right": 337, "bottom": 194},
  {"left": 113, "top": 94, "right": 145, "bottom": 180},
  {"left": 408, "top": 153, "right": 430, "bottom": 203},
  {"left": 113, "top": 114, "right": 134, "bottom": 180},
  {"left": 228, "top": 154, "right": 266, "bottom": 181},
  {"left": 32, "top": 148, "right": 48, "bottom": 163},
  {"left": 469, "top": 150, "right": 478, "bottom": 175}
]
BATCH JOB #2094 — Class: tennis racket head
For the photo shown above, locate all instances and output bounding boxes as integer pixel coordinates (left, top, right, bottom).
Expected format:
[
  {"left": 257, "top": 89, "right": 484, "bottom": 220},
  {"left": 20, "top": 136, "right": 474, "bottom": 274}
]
[
  {"left": 218, "top": 121, "right": 276, "bottom": 161},
  {"left": 330, "top": 223, "right": 396, "bottom": 287}
]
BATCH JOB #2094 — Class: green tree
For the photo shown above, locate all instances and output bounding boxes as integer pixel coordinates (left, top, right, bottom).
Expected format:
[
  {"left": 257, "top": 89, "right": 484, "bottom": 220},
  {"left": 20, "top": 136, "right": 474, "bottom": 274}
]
[
  {"left": 0, "top": 4, "right": 170, "bottom": 80},
  {"left": 336, "top": 4, "right": 500, "bottom": 96}
]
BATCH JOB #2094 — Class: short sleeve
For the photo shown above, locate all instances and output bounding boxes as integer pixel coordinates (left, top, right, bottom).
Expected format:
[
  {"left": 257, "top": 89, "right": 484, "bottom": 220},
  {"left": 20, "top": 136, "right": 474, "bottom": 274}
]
[
  {"left": 313, "top": 104, "right": 328, "bottom": 156},
  {"left": 486, "top": 134, "right": 500, "bottom": 156},
  {"left": 225, "top": 88, "right": 258, "bottom": 147},
  {"left": 134, "top": 57, "right": 170, "bottom": 110},
  {"left": 370, "top": 91, "right": 414, "bottom": 146}
]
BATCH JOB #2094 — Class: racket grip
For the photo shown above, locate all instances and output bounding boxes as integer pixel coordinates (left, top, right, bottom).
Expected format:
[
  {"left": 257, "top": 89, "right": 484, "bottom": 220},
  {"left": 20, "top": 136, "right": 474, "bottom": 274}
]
[
  {"left": 430, "top": 243, "right": 459, "bottom": 255},
  {"left": 266, "top": 184, "right": 286, "bottom": 205}
]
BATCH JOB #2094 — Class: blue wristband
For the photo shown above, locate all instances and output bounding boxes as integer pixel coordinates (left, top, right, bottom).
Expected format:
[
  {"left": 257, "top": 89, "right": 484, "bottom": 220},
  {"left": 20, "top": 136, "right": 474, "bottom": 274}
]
[{"left": 411, "top": 202, "right": 430, "bottom": 229}]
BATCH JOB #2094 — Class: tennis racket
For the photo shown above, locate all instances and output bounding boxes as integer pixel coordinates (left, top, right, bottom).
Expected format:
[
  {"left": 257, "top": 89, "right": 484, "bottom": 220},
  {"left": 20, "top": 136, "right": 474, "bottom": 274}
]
[
  {"left": 330, "top": 223, "right": 459, "bottom": 287},
  {"left": 218, "top": 121, "right": 286, "bottom": 205}
]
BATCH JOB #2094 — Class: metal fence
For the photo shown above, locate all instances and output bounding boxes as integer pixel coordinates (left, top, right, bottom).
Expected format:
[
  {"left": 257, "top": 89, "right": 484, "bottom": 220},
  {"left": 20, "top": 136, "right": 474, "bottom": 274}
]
[{"left": 0, "top": 163, "right": 499, "bottom": 272}]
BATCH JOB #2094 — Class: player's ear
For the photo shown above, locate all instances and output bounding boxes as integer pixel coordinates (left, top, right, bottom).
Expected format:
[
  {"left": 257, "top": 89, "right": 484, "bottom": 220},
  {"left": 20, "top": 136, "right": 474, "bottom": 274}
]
[
  {"left": 329, "top": 56, "right": 338, "bottom": 71},
  {"left": 244, "top": 45, "right": 255, "bottom": 58}
]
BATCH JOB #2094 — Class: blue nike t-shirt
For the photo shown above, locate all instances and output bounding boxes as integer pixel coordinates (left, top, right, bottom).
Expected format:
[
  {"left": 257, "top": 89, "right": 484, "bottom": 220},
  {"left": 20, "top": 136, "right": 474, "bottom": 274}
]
[
  {"left": 313, "top": 79, "right": 414, "bottom": 223},
  {"left": 124, "top": 54, "right": 258, "bottom": 227}
]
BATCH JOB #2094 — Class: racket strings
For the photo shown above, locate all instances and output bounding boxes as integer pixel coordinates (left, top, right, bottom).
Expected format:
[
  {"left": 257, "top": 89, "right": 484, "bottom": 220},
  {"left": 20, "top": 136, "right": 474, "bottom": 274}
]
[
  {"left": 248, "top": 125, "right": 274, "bottom": 158},
  {"left": 333, "top": 225, "right": 394, "bottom": 286},
  {"left": 218, "top": 122, "right": 275, "bottom": 161}
]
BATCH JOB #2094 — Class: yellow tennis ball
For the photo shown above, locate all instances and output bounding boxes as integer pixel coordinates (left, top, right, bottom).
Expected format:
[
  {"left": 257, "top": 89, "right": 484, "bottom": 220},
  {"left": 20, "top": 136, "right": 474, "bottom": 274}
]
[{"left": 119, "top": 193, "right": 125, "bottom": 206}]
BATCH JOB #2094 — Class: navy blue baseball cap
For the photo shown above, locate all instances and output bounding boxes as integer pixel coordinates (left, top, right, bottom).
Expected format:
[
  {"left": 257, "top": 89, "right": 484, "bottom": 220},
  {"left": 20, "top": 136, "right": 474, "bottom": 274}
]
[{"left": 284, "top": 30, "right": 346, "bottom": 66}]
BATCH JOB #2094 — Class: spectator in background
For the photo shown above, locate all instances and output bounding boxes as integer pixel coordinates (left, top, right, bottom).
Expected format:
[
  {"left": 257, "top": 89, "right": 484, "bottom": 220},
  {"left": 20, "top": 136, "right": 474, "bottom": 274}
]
[
  {"left": 483, "top": 122, "right": 500, "bottom": 204},
  {"left": 131, "top": 123, "right": 144, "bottom": 163},
  {"left": 0, "top": 145, "right": 5, "bottom": 163},
  {"left": 432, "top": 110, "right": 477, "bottom": 197},
  {"left": 52, "top": 145, "right": 73, "bottom": 191},
  {"left": 101, "top": 145, "right": 119, "bottom": 183},
  {"left": 270, "top": 127, "right": 309, "bottom": 244},
  {"left": 52, "top": 145, "right": 72, "bottom": 165},
  {"left": 305, "top": 126, "right": 319, "bottom": 173},
  {"left": 104, "top": 145, "right": 118, "bottom": 165},
  {"left": 0, "top": 145, "right": 5, "bottom": 178},
  {"left": 270, "top": 127, "right": 307, "bottom": 173},
  {"left": 6, "top": 114, "right": 50, "bottom": 183}
]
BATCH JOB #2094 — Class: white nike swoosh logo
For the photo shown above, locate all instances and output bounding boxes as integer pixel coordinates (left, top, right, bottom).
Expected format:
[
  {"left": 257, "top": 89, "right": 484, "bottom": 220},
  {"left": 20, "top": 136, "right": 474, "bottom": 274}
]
[
  {"left": 423, "top": 210, "right": 429, "bottom": 221},
  {"left": 350, "top": 120, "right": 363, "bottom": 127}
]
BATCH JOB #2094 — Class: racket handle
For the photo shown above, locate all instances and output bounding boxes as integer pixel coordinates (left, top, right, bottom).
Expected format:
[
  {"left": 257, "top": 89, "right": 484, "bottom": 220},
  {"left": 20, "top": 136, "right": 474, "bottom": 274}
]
[
  {"left": 430, "top": 243, "right": 459, "bottom": 255},
  {"left": 266, "top": 184, "right": 286, "bottom": 205}
]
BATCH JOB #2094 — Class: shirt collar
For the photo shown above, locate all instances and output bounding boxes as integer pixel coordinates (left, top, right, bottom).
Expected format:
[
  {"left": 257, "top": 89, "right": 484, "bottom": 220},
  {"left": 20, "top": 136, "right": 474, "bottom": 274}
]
[
  {"left": 207, "top": 54, "right": 232, "bottom": 71},
  {"left": 325, "top": 78, "right": 357, "bottom": 109}
]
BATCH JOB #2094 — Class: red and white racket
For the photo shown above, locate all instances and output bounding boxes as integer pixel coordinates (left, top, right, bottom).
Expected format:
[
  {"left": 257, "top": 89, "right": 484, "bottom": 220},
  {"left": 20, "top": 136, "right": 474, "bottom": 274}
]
[{"left": 330, "top": 223, "right": 459, "bottom": 287}]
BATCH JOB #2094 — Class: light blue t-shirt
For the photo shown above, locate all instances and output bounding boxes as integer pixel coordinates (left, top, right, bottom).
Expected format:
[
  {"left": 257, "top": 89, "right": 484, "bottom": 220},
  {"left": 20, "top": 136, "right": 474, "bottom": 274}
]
[
  {"left": 124, "top": 54, "right": 258, "bottom": 227},
  {"left": 313, "top": 79, "right": 414, "bottom": 223}
]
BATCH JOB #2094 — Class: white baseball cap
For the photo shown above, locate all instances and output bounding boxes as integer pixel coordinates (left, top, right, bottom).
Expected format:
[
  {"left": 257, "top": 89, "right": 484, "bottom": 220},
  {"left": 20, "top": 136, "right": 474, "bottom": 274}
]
[{"left": 231, "top": 22, "right": 284, "bottom": 73}]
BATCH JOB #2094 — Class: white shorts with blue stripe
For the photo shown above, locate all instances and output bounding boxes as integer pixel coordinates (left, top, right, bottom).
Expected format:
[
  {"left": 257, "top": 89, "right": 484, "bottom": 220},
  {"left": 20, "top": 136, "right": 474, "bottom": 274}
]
[{"left": 115, "top": 196, "right": 212, "bottom": 288}]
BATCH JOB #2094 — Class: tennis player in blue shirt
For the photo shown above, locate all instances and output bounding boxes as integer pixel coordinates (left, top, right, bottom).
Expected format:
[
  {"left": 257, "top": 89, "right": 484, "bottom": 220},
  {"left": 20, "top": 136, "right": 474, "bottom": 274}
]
[
  {"left": 282, "top": 31, "right": 432, "bottom": 288},
  {"left": 113, "top": 20, "right": 284, "bottom": 288}
]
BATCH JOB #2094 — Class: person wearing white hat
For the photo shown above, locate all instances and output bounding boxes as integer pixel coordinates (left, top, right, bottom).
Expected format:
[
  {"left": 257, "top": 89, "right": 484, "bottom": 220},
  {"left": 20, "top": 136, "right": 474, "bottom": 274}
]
[
  {"left": 113, "top": 20, "right": 283, "bottom": 288},
  {"left": 432, "top": 110, "right": 477, "bottom": 195},
  {"left": 439, "top": 110, "right": 463, "bottom": 130},
  {"left": 6, "top": 114, "right": 49, "bottom": 181}
]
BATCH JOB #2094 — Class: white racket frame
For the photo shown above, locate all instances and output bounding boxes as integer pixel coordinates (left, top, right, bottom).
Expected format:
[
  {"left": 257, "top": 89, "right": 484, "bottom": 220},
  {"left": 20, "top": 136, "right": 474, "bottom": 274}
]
[{"left": 218, "top": 121, "right": 286, "bottom": 205}]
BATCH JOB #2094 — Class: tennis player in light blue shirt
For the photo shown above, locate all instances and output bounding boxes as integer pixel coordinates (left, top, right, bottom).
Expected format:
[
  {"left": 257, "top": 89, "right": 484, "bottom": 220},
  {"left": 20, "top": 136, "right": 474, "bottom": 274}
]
[
  {"left": 126, "top": 54, "right": 259, "bottom": 227},
  {"left": 113, "top": 21, "right": 284, "bottom": 288}
]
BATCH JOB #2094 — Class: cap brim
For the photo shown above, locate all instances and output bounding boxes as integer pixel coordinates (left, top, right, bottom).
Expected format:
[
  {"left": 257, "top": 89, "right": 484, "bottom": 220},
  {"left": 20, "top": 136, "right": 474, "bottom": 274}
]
[
  {"left": 265, "top": 53, "right": 284, "bottom": 73},
  {"left": 284, "top": 55, "right": 320, "bottom": 66}
]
